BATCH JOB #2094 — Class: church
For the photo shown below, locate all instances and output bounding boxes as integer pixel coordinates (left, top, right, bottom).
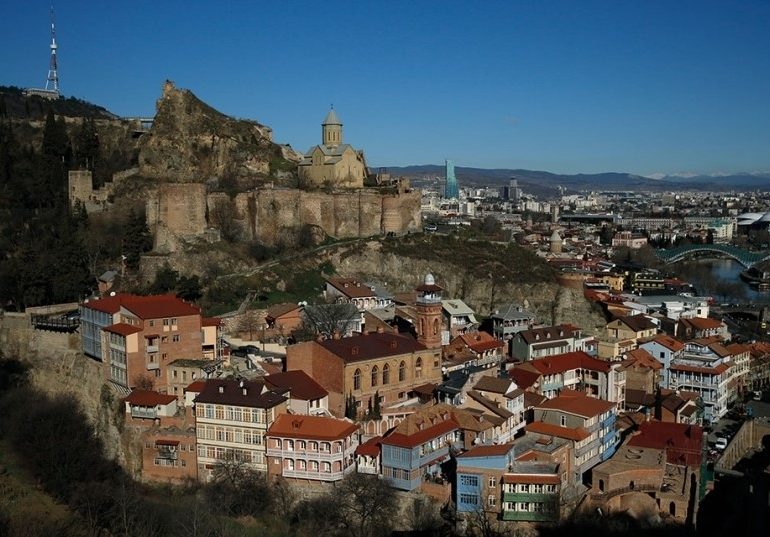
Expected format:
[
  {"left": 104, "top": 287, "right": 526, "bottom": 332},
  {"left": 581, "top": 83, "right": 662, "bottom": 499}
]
[{"left": 298, "top": 108, "right": 368, "bottom": 189}]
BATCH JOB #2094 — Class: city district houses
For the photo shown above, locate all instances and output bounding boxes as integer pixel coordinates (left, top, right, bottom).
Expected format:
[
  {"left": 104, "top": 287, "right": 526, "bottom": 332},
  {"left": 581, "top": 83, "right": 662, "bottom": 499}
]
[{"left": 85, "top": 270, "right": 758, "bottom": 529}]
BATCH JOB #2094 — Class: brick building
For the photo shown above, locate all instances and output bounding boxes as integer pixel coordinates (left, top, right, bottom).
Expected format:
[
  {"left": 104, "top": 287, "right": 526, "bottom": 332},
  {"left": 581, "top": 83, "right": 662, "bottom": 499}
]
[
  {"left": 194, "top": 379, "right": 288, "bottom": 480},
  {"left": 285, "top": 331, "right": 442, "bottom": 418},
  {"left": 266, "top": 414, "right": 359, "bottom": 483},
  {"left": 140, "top": 427, "right": 198, "bottom": 484}
]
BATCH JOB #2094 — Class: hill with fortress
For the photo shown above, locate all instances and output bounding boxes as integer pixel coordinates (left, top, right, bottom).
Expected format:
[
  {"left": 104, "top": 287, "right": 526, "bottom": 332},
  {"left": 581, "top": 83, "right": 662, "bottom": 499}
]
[{"left": 63, "top": 81, "right": 421, "bottom": 254}]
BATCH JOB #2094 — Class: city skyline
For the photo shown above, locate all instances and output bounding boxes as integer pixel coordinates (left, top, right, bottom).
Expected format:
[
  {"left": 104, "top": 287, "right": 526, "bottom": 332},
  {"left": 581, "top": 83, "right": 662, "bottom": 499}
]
[{"left": 2, "top": 0, "right": 770, "bottom": 176}]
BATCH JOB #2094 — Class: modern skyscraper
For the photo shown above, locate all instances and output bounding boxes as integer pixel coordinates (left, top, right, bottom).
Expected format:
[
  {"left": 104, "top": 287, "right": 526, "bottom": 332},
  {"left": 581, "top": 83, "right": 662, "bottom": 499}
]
[{"left": 444, "top": 160, "right": 459, "bottom": 199}]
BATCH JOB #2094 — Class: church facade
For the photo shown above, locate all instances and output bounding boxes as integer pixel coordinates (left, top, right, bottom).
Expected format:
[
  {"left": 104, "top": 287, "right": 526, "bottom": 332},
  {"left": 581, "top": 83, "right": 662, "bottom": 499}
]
[{"left": 298, "top": 109, "right": 367, "bottom": 189}]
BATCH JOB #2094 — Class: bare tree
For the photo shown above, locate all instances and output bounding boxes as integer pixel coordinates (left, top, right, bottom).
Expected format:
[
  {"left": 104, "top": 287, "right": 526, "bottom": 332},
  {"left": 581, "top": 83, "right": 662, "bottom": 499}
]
[
  {"left": 237, "top": 309, "right": 262, "bottom": 341},
  {"left": 296, "top": 302, "right": 359, "bottom": 341},
  {"left": 337, "top": 472, "right": 398, "bottom": 537}
]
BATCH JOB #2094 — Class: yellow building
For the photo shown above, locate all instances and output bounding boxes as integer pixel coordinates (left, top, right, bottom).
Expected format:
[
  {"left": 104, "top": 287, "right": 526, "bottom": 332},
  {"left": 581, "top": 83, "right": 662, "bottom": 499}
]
[{"left": 298, "top": 108, "right": 367, "bottom": 189}]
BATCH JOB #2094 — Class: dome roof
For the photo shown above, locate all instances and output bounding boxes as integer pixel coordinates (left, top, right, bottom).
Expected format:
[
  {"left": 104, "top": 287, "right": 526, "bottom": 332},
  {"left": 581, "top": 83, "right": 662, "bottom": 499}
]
[
  {"left": 424, "top": 273, "right": 435, "bottom": 286},
  {"left": 322, "top": 108, "right": 342, "bottom": 126}
]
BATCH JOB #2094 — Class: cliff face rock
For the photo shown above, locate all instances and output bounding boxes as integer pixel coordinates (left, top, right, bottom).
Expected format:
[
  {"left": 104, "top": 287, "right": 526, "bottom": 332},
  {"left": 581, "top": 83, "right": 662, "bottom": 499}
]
[
  {"left": 138, "top": 81, "right": 300, "bottom": 183},
  {"left": 326, "top": 241, "right": 607, "bottom": 336}
]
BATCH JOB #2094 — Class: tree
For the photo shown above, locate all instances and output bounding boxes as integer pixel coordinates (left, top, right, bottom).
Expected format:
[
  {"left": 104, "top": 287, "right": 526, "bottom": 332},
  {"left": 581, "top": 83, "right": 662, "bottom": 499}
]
[
  {"left": 238, "top": 309, "right": 262, "bottom": 340},
  {"left": 176, "top": 275, "right": 203, "bottom": 302},
  {"left": 150, "top": 263, "right": 179, "bottom": 294},
  {"left": 123, "top": 208, "right": 153, "bottom": 270},
  {"left": 298, "top": 302, "right": 358, "bottom": 340},
  {"left": 336, "top": 473, "right": 398, "bottom": 537},
  {"left": 205, "top": 453, "right": 272, "bottom": 518}
]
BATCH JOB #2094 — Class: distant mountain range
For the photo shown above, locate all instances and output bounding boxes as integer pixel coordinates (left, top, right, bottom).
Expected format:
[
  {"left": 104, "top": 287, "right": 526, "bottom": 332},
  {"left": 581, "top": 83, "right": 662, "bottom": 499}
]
[{"left": 384, "top": 164, "right": 770, "bottom": 196}]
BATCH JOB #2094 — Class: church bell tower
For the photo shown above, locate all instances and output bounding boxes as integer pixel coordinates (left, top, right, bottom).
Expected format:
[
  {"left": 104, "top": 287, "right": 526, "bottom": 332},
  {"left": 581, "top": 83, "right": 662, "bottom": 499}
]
[{"left": 322, "top": 107, "right": 343, "bottom": 148}]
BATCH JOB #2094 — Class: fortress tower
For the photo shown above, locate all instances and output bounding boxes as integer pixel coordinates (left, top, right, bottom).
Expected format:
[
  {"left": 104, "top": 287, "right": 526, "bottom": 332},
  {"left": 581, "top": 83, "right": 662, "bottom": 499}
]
[{"left": 415, "top": 274, "right": 443, "bottom": 349}]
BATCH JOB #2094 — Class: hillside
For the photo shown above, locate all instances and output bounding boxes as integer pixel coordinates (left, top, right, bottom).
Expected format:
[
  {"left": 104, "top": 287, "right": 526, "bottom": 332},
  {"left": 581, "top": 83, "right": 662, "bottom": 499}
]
[
  {"left": 0, "top": 85, "right": 117, "bottom": 120},
  {"left": 386, "top": 164, "right": 770, "bottom": 193}
]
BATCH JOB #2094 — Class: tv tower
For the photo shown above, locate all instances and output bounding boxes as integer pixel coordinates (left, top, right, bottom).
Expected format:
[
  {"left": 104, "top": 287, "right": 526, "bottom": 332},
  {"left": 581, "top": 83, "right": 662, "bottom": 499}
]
[{"left": 45, "top": 7, "right": 59, "bottom": 95}]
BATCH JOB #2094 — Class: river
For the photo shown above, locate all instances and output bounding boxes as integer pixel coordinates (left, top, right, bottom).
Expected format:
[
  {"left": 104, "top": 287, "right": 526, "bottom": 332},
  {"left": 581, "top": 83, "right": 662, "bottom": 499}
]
[{"left": 673, "top": 258, "right": 768, "bottom": 303}]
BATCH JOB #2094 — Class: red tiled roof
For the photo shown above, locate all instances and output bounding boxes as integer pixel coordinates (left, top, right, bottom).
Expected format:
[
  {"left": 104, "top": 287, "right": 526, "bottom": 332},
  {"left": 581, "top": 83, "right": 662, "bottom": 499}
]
[
  {"left": 318, "top": 332, "right": 426, "bottom": 363},
  {"left": 622, "top": 348, "right": 663, "bottom": 370},
  {"left": 649, "top": 334, "right": 685, "bottom": 352},
  {"left": 525, "top": 351, "right": 611, "bottom": 375},
  {"left": 508, "top": 366, "right": 541, "bottom": 390},
  {"left": 681, "top": 317, "right": 723, "bottom": 331},
  {"left": 614, "top": 315, "right": 657, "bottom": 332},
  {"left": 185, "top": 381, "right": 206, "bottom": 393},
  {"left": 125, "top": 389, "right": 176, "bottom": 407},
  {"left": 382, "top": 417, "right": 459, "bottom": 449},
  {"left": 356, "top": 436, "right": 382, "bottom": 457},
  {"left": 266, "top": 302, "right": 302, "bottom": 320},
  {"left": 267, "top": 414, "right": 358, "bottom": 441},
  {"left": 85, "top": 293, "right": 200, "bottom": 319},
  {"left": 265, "top": 370, "right": 328, "bottom": 401},
  {"left": 104, "top": 323, "right": 142, "bottom": 337},
  {"left": 202, "top": 317, "right": 221, "bottom": 327},
  {"left": 457, "top": 331, "right": 504, "bottom": 353},
  {"left": 457, "top": 443, "right": 514, "bottom": 459},
  {"left": 517, "top": 324, "right": 580, "bottom": 345},
  {"left": 536, "top": 390, "right": 615, "bottom": 418},
  {"left": 525, "top": 421, "right": 590, "bottom": 442},
  {"left": 194, "top": 379, "right": 287, "bottom": 408},
  {"left": 627, "top": 421, "right": 703, "bottom": 466},
  {"left": 668, "top": 362, "right": 729, "bottom": 375},
  {"left": 502, "top": 473, "right": 561, "bottom": 485},
  {"left": 326, "top": 277, "right": 376, "bottom": 299}
]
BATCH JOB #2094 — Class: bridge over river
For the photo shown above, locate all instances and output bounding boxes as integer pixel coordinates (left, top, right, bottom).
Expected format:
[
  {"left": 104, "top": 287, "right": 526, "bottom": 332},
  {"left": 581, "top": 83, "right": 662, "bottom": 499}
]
[{"left": 656, "top": 244, "right": 770, "bottom": 268}]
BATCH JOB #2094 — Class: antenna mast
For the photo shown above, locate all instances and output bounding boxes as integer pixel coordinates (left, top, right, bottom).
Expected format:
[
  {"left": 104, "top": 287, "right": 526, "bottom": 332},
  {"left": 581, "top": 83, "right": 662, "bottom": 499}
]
[{"left": 45, "top": 6, "right": 59, "bottom": 94}]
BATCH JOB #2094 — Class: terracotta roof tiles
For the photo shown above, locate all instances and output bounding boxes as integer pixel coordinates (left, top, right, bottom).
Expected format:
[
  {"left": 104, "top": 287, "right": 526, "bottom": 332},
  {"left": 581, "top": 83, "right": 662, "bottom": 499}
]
[{"left": 267, "top": 414, "right": 358, "bottom": 441}]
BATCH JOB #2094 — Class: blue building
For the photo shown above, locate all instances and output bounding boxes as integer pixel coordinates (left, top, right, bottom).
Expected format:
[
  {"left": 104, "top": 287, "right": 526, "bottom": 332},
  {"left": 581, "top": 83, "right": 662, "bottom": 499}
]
[
  {"left": 444, "top": 160, "right": 459, "bottom": 199},
  {"left": 380, "top": 404, "right": 460, "bottom": 490},
  {"left": 456, "top": 444, "right": 516, "bottom": 516}
]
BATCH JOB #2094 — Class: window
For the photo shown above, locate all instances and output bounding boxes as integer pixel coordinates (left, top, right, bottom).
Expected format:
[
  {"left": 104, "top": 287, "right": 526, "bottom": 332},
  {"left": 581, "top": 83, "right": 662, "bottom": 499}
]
[
  {"left": 371, "top": 365, "right": 379, "bottom": 387},
  {"left": 382, "top": 363, "right": 390, "bottom": 385},
  {"left": 149, "top": 320, "right": 155, "bottom": 327},
  {"left": 460, "top": 475, "right": 479, "bottom": 487},
  {"left": 399, "top": 361, "right": 406, "bottom": 382},
  {"left": 459, "top": 493, "right": 478, "bottom": 505},
  {"left": 173, "top": 334, "right": 180, "bottom": 342},
  {"left": 353, "top": 369, "right": 361, "bottom": 390},
  {"left": 488, "top": 496, "right": 496, "bottom": 507},
  {"left": 163, "top": 319, "right": 169, "bottom": 326},
  {"left": 171, "top": 318, "right": 177, "bottom": 325},
  {"left": 415, "top": 357, "right": 423, "bottom": 379},
  {"left": 489, "top": 476, "right": 496, "bottom": 488}
]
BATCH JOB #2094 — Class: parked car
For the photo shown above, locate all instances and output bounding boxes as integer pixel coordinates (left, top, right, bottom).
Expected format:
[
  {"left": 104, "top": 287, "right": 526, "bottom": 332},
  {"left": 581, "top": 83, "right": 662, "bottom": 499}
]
[
  {"left": 231, "top": 347, "right": 248, "bottom": 358},
  {"left": 243, "top": 345, "right": 260, "bottom": 356},
  {"left": 715, "top": 437, "right": 729, "bottom": 451}
]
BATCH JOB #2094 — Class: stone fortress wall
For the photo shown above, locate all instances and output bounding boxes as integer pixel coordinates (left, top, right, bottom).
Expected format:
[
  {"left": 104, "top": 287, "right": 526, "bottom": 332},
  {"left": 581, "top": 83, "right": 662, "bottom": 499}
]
[
  {"left": 68, "top": 168, "right": 139, "bottom": 213},
  {"left": 147, "top": 182, "right": 422, "bottom": 253}
]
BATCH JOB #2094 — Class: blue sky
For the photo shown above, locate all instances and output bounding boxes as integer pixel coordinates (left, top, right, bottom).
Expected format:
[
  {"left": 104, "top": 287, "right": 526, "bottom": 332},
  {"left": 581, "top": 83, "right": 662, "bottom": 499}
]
[{"left": 2, "top": 0, "right": 769, "bottom": 175}]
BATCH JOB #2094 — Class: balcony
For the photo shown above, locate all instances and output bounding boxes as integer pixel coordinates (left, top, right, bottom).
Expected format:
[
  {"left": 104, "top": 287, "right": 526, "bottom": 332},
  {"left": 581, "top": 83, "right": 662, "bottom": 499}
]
[
  {"left": 266, "top": 445, "right": 353, "bottom": 461},
  {"left": 146, "top": 345, "right": 159, "bottom": 353},
  {"left": 156, "top": 449, "right": 178, "bottom": 460},
  {"left": 131, "top": 407, "right": 158, "bottom": 419},
  {"left": 282, "top": 465, "right": 354, "bottom": 482},
  {"left": 501, "top": 510, "right": 557, "bottom": 523},
  {"left": 146, "top": 362, "right": 160, "bottom": 370}
]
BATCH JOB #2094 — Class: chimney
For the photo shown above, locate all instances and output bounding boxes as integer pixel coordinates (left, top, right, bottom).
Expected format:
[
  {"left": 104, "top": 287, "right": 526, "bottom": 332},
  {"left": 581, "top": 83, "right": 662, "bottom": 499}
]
[
  {"left": 242, "top": 387, "right": 248, "bottom": 396},
  {"left": 218, "top": 385, "right": 224, "bottom": 394}
]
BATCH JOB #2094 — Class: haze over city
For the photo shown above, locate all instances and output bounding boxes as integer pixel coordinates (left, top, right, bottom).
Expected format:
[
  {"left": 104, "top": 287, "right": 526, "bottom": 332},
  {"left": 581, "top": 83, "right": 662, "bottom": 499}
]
[{"left": 2, "top": 0, "right": 770, "bottom": 176}]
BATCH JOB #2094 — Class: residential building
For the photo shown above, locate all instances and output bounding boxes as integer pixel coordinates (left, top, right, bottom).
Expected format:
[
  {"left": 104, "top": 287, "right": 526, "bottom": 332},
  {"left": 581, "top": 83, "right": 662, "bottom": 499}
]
[
  {"left": 639, "top": 334, "right": 685, "bottom": 388},
  {"left": 441, "top": 299, "right": 478, "bottom": 337},
  {"left": 285, "top": 331, "right": 442, "bottom": 418},
  {"left": 124, "top": 389, "right": 179, "bottom": 427},
  {"left": 355, "top": 436, "right": 383, "bottom": 475},
  {"left": 194, "top": 379, "right": 288, "bottom": 480},
  {"left": 501, "top": 462, "right": 562, "bottom": 523},
  {"left": 325, "top": 277, "right": 393, "bottom": 312},
  {"left": 667, "top": 340, "right": 733, "bottom": 422},
  {"left": 167, "top": 359, "right": 223, "bottom": 402},
  {"left": 510, "top": 324, "right": 589, "bottom": 361},
  {"left": 80, "top": 294, "right": 213, "bottom": 392},
  {"left": 444, "top": 331, "right": 505, "bottom": 371},
  {"left": 456, "top": 444, "right": 516, "bottom": 519},
  {"left": 527, "top": 390, "right": 618, "bottom": 481},
  {"left": 676, "top": 317, "right": 728, "bottom": 340},
  {"left": 621, "top": 348, "right": 663, "bottom": 395},
  {"left": 140, "top": 427, "right": 197, "bottom": 484},
  {"left": 606, "top": 315, "right": 658, "bottom": 342},
  {"left": 266, "top": 414, "right": 359, "bottom": 483},
  {"left": 509, "top": 351, "right": 625, "bottom": 405},
  {"left": 380, "top": 404, "right": 460, "bottom": 490},
  {"left": 264, "top": 370, "right": 329, "bottom": 416},
  {"left": 490, "top": 303, "right": 536, "bottom": 356},
  {"left": 612, "top": 231, "right": 648, "bottom": 249},
  {"left": 265, "top": 303, "right": 304, "bottom": 336}
]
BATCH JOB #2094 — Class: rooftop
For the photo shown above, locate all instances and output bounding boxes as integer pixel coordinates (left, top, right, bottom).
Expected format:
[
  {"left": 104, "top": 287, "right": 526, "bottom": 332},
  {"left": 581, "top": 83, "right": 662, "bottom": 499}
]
[
  {"left": 125, "top": 389, "right": 176, "bottom": 407},
  {"left": 536, "top": 389, "right": 615, "bottom": 418},
  {"left": 194, "top": 379, "right": 287, "bottom": 409},
  {"left": 85, "top": 293, "right": 201, "bottom": 319},
  {"left": 265, "top": 370, "right": 328, "bottom": 401},
  {"left": 267, "top": 414, "right": 357, "bottom": 441},
  {"left": 318, "top": 331, "right": 426, "bottom": 363}
]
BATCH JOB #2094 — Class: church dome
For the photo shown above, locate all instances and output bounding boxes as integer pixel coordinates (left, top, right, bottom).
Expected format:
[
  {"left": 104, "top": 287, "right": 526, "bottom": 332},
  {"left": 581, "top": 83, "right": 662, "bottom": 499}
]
[{"left": 322, "top": 108, "right": 342, "bottom": 126}]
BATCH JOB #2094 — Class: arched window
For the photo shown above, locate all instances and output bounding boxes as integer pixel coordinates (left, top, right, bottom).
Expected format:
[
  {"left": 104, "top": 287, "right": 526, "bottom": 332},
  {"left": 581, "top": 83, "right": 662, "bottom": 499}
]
[
  {"left": 415, "top": 357, "right": 423, "bottom": 379},
  {"left": 399, "top": 361, "right": 406, "bottom": 382},
  {"left": 382, "top": 364, "right": 390, "bottom": 385},
  {"left": 432, "top": 318, "right": 439, "bottom": 336},
  {"left": 353, "top": 368, "right": 361, "bottom": 390},
  {"left": 371, "top": 365, "right": 379, "bottom": 387}
]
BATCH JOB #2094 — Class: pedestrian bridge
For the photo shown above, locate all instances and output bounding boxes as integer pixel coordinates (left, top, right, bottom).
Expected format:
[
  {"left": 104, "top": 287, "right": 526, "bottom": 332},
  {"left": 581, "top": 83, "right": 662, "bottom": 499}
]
[{"left": 656, "top": 244, "right": 770, "bottom": 268}]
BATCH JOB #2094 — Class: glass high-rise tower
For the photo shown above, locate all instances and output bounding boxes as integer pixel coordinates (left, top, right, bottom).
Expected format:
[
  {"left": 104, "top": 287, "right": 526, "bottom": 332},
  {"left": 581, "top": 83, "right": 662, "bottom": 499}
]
[{"left": 444, "top": 160, "right": 459, "bottom": 199}]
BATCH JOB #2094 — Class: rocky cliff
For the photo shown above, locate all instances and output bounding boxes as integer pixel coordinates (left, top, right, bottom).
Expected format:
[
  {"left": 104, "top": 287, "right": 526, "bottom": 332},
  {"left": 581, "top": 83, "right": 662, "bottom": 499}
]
[{"left": 138, "top": 81, "right": 300, "bottom": 185}]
